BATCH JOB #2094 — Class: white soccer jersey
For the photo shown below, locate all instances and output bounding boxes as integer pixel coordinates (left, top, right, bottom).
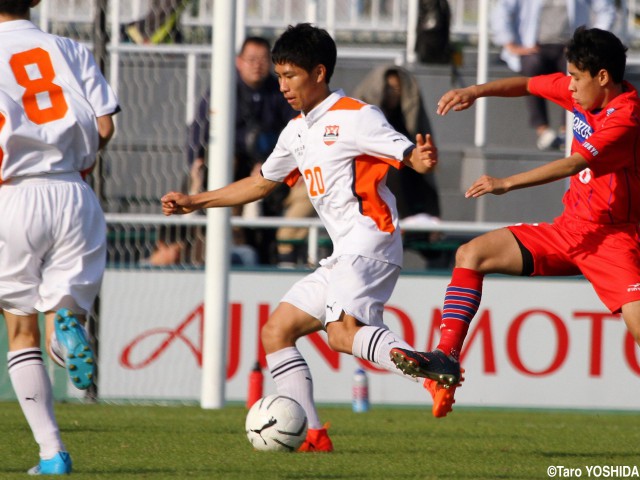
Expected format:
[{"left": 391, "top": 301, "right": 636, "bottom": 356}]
[
  {"left": 261, "top": 90, "right": 415, "bottom": 266},
  {"left": 0, "top": 20, "right": 119, "bottom": 182}
]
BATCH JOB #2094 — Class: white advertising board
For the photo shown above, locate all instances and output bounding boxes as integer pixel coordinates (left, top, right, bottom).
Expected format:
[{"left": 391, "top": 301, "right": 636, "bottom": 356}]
[{"left": 99, "top": 269, "right": 640, "bottom": 410}]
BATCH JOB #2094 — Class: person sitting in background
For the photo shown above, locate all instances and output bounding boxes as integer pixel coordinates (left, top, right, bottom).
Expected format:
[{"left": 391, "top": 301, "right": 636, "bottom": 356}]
[
  {"left": 352, "top": 64, "right": 444, "bottom": 267},
  {"left": 186, "top": 36, "right": 297, "bottom": 265},
  {"left": 491, "top": 0, "right": 616, "bottom": 151},
  {"left": 146, "top": 36, "right": 297, "bottom": 267}
]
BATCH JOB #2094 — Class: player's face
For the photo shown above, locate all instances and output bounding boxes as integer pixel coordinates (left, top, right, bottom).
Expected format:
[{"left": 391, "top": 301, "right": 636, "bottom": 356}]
[
  {"left": 567, "top": 62, "right": 607, "bottom": 111},
  {"left": 274, "top": 62, "right": 328, "bottom": 114}
]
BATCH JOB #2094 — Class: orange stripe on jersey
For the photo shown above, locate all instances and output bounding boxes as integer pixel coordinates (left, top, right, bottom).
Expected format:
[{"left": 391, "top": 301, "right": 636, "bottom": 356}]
[
  {"left": 283, "top": 168, "right": 301, "bottom": 187},
  {"left": 353, "top": 154, "right": 395, "bottom": 233},
  {"left": 329, "top": 97, "right": 366, "bottom": 111}
]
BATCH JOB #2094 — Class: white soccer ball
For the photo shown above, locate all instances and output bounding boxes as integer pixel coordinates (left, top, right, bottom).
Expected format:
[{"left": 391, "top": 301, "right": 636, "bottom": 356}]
[{"left": 245, "top": 394, "right": 308, "bottom": 452}]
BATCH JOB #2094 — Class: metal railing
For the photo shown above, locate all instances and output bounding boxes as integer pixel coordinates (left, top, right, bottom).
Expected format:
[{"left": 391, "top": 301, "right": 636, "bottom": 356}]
[{"left": 105, "top": 213, "right": 509, "bottom": 266}]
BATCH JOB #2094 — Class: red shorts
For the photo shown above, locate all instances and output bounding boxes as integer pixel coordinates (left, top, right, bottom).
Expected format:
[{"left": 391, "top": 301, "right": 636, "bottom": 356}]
[{"left": 508, "top": 215, "right": 640, "bottom": 313}]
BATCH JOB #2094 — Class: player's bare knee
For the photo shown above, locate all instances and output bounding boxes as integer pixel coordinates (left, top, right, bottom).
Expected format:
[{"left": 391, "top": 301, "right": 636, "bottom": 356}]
[
  {"left": 260, "top": 318, "right": 300, "bottom": 353},
  {"left": 454, "top": 242, "right": 481, "bottom": 269}
]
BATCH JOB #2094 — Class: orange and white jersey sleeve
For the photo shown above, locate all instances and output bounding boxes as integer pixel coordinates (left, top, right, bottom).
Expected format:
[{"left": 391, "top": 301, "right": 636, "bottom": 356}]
[
  {"left": 0, "top": 20, "right": 119, "bottom": 182},
  {"left": 261, "top": 90, "right": 415, "bottom": 266}
]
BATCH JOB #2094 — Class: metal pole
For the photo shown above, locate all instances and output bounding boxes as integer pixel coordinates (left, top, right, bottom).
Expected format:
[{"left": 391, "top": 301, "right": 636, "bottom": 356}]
[
  {"left": 474, "top": 0, "right": 489, "bottom": 147},
  {"left": 201, "top": 0, "right": 236, "bottom": 410},
  {"left": 93, "top": 0, "right": 108, "bottom": 207},
  {"left": 406, "top": 0, "right": 419, "bottom": 64}
]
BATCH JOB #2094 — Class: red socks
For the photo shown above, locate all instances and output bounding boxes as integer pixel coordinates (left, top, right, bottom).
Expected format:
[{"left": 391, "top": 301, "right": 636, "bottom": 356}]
[{"left": 437, "top": 268, "right": 484, "bottom": 359}]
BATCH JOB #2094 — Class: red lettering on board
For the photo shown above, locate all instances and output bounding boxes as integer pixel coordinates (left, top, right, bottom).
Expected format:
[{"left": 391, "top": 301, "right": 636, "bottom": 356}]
[{"left": 507, "top": 309, "right": 569, "bottom": 376}]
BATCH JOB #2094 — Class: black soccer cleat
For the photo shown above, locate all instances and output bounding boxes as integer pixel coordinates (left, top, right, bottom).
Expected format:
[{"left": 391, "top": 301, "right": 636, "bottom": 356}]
[{"left": 390, "top": 348, "right": 461, "bottom": 387}]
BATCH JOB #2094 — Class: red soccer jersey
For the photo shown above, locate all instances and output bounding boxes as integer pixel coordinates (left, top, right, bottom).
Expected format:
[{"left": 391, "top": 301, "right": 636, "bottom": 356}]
[{"left": 529, "top": 73, "right": 640, "bottom": 225}]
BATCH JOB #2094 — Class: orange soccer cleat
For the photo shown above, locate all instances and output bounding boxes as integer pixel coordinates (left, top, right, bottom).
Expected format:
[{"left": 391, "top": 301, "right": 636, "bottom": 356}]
[
  {"left": 424, "top": 368, "right": 465, "bottom": 418},
  {"left": 298, "top": 423, "right": 334, "bottom": 452}
]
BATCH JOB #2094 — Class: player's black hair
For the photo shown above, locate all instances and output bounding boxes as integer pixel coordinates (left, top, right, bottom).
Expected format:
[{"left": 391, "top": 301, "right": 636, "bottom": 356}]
[
  {"left": 239, "top": 36, "right": 271, "bottom": 56},
  {"left": 566, "top": 26, "right": 627, "bottom": 84},
  {"left": 0, "top": 0, "right": 31, "bottom": 15},
  {"left": 271, "top": 23, "right": 337, "bottom": 84}
]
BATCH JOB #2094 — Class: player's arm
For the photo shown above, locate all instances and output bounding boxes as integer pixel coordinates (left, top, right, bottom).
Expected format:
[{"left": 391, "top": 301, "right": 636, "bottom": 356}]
[
  {"left": 465, "top": 153, "right": 588, "bottom": 198},
  {"left": 402, "top": 133, "right": 437, "bottom": 173},
  {"left": 162, "top": 174, "right": 279, "bottom": 215},
  {"left": 97, "top": 114, "right": 115, "bottom": 150},
  {"left": 436, "top": 77, "right": 531, "bottom": 115}
]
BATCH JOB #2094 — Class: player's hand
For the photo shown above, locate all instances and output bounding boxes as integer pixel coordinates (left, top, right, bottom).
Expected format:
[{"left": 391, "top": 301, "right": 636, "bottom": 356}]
[
  {"left": 437, "top": 86, "right": 478, "bottom": 115},
  {"left": 412, "top": 133, "right": 438, "bottom": 173},
  {"left": 161, "top": 191, "right": 196, "bottom": 215},
  {"left": 465, "top": 175, "right": 509, "bottom": 198}
]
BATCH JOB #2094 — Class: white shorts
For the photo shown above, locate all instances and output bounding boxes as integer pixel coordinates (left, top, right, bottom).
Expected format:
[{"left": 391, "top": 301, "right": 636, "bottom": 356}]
[
  {"left": 0, "top": 173, "right": 106, "bottom": 316},
  {"left": 281, "top": 254, "right": 400, "bottom": 326}
]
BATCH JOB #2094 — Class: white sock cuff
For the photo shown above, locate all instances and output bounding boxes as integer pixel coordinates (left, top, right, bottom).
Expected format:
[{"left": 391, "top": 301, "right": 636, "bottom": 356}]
[
  {"left": 8, "top": 348, "right": 43, "bottom": 372},
  {"left": 352, "top": 326, "right": 389, "bottom": 363},
  {"left": 266, "top": 347, "right": 309, "bottom": 381}
]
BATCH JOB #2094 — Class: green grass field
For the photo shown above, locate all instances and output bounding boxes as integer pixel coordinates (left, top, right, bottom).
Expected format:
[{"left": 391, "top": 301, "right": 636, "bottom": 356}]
[{"left": 2, "top": 402, "right": 639, "bottom": 479}]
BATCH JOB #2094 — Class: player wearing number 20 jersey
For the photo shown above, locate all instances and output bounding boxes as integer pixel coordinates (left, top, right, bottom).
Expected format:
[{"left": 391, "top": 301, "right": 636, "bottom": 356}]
[
  {"left": 0, "top": 5, "right": 119, "bottom": 474},
  {"left": 162, "top": 24, "right": 443, "bottom": 443},
  {"left": 261, "top": 89, "right": 415, "bottom": 267}
]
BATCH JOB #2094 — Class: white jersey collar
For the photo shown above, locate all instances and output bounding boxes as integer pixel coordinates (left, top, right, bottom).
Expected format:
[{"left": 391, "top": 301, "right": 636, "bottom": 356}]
[
  {"left": 0, "top": 19, "right": 38, "bottom": 33},
  {"left": 302, "top": 89, "right": 345, "bottom": 127}
]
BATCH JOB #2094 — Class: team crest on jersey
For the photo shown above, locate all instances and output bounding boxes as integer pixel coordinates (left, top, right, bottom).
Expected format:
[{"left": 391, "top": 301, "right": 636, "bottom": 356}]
[{"left": 323, "top": 125, "right": 339, "bottom": 145}]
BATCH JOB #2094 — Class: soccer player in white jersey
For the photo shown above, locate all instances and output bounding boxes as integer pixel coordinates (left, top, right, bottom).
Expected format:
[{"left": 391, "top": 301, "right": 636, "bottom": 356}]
[
  {"left": 162, "top": 23, "right": 446, "bottom": 450},
  {"left": 0, "top": 0, "right": 119, "bottom": 474}
]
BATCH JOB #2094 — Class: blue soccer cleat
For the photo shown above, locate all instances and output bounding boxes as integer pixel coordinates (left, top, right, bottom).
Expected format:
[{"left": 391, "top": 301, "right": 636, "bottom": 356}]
[
  {"left": 28, "top": 451, "right": 72, "bottom": 475},
  {"left": 54, "top": 308, "right": 95, "bottom": 390}
]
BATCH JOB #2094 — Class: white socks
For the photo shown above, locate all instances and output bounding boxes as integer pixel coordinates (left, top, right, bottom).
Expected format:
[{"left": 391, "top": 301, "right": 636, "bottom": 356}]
[
  {"left": 266, "top": 347, "right": 322, "bottom": 430},
  {"left": 8, "top": 348, "right": 65, "bottom": 459},
  {"left": 352, "top": 326, "right": 419, "bottom": 382}
]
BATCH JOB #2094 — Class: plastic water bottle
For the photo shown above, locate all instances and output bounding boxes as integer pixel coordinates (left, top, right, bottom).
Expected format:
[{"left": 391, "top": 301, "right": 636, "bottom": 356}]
[
  {"left": 246, "top": 361, "right": 264, "bottom": 409},
  {"left": 352, "top": 368, "right": 369, "bottom": 412}
]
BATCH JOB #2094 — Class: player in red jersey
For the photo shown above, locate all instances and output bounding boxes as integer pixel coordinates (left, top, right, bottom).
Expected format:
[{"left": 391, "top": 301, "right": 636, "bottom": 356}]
[{"left": 390, "top": 26, "right": 640, "bottom": 414}]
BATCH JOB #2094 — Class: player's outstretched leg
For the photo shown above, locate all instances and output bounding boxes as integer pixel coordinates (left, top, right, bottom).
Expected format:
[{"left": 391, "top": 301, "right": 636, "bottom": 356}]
[
  {"left": 27, "top": 451, "right": 72, "bottom": 475},
  {"left": 53, "top": 309, "right": 95, "bottom": 390}
]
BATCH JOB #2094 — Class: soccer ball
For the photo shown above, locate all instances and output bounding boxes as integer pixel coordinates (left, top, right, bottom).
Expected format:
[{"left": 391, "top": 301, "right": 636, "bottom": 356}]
[{"left": 245, "top": 394, "right": 308, "bottom": 452}]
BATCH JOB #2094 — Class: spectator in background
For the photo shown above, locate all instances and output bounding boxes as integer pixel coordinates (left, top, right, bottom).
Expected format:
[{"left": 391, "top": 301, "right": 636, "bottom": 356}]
[
  {"left": 126, "top": 0, "right": 192, "bottom": 45},
  {"left": 491, "top": 0, "right": 617, "bottom": 151},
  {"left": 147, "top": 36, "right": 298, "bottom": 266},
  {"left": 352, "top": 65, "right": 443, "bottom": 267},
  {"left": 187, "top": 36, "right": 297, "bottom": 265},
  {"left": 415, "top": 0, "right": 452, "bottom": 64}
]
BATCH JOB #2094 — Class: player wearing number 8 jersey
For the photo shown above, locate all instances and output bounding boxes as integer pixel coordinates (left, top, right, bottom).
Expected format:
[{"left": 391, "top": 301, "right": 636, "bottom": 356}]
[
  {"left": 0, "top": 0, "right": 119, "bottom": 475},
  {"left": 163, "top": 23, "right": 448, "bottom": 450}
]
